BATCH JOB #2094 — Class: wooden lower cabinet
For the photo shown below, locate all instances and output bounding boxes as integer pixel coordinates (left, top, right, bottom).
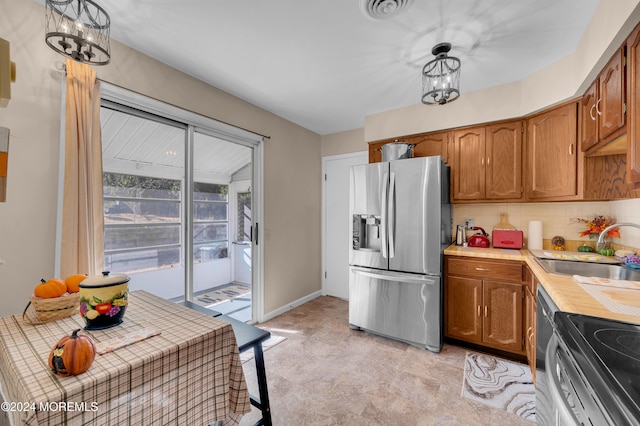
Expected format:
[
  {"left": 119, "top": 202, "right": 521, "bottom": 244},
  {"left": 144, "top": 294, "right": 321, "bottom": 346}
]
[
  {"left": 525, "top": 284, "right": 536, "bottom": 381},
  {"left": 445, "top": 256, "right": 526, "bottom": 355}
]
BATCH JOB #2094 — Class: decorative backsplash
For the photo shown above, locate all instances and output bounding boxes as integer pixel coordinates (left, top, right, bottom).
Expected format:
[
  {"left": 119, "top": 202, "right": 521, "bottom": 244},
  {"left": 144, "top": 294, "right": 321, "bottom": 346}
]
[{"left": 452, "top": 198, "right": 640, "bottom": 251}]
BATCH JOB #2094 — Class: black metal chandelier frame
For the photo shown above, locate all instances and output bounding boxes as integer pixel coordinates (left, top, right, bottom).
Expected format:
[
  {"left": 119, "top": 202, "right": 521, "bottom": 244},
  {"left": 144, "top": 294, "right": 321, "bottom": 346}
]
[
  {"left": 421, "top": 42, "right": 461, "bottom": 105},
  {"left": 45, "top": 0, "right": 111, "bottom": 65}
]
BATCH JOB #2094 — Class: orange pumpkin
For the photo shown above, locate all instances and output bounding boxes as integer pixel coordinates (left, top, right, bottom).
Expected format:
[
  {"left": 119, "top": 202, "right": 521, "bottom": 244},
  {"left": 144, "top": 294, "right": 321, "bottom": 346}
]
[
  {"left": 64, "top": 274, "right": 87, "bottom": 293},
  {"left": 48, "top": 329, "right": 96, "bottom": 377},
  {"left": 34, "top": 278, "right": 66, "bottom": 299}
]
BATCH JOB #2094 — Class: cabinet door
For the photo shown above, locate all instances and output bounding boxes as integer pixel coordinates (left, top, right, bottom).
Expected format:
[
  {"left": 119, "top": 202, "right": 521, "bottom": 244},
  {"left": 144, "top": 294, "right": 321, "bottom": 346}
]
[
  {"left": 526, "top": 288, "right": 536, "bottom": 382},
  {"left": 485, "top": 121, "right": 523, "bottom": 200},
  {"left": 483, "top": 281, "right": 523, "bottom": 353},
  {"left": 412, "top": 131, "right": 448, "bottom": 160},
  {"left": 627, "top": 25, "right": 640, "bottom": 185},
  {"left": 598, "top": 48, "right": 625, "bottom": 141},
  {"left": 580, "top": 81, "right": 599, "bottom": 151},
  {"left": 368, "top": 141, "right": 385, "bottom": 163},
  {"left": 452, "top": 127, "right": 485, "bottom": 200},
  {"left": 445, "top": 276, "right": 483, "bottom": 344},
  {"left": 526, "top": 102, "right": 578, "bottom": 199}
]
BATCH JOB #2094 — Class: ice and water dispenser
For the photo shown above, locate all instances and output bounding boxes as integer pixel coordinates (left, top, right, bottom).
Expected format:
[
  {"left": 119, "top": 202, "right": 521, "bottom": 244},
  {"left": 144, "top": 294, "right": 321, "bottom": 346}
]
[{"left": 352, "top": 214, "right": 381, "bottom": 252}]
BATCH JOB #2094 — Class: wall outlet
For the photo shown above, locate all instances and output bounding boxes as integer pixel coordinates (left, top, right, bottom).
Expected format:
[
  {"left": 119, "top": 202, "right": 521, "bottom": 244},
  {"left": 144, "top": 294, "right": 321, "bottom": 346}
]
[{"left": 465, "top": 218, "right": 475, "bottom": 229}]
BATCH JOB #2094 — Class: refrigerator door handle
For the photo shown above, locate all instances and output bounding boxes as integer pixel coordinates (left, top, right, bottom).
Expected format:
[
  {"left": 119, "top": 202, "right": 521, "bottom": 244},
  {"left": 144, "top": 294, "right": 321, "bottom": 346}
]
[
  {"left": 351, "top": 267, "right": 438, "bottom": 284},
  {"left": 381, "top": 172, "right": 389, "bottom": 259},
  {"left": 388, "top": 171, "right": 396, "bottom": 259}
]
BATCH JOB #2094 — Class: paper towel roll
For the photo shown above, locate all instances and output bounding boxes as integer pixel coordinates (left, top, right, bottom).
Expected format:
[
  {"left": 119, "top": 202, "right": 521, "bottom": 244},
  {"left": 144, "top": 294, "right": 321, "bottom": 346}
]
[{"left": 528, "top": 221, "right": 543, "bottom": 250}]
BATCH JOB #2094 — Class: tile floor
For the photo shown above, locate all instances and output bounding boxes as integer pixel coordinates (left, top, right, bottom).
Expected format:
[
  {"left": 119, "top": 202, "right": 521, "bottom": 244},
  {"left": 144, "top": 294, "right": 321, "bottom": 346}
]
[{"left": 238, "top": 295, "right": 534, "bottom": 426}]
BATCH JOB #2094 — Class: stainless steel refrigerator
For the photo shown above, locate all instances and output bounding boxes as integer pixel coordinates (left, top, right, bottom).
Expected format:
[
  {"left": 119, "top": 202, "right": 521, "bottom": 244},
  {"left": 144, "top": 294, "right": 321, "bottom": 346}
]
[{"left": 348, "top": 155, "right": 451, "bottom": 352}]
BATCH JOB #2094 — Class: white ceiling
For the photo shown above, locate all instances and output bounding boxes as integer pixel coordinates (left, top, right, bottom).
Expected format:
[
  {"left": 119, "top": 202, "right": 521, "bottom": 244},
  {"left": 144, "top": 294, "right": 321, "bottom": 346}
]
[{"left": 49, "top": 0, "right": 601, "bottom": 135}]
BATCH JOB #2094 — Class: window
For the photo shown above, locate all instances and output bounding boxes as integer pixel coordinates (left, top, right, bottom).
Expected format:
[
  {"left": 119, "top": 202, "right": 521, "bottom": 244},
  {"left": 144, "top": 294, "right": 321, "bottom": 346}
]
[
  {"left": 103, "top": 173, "right": 231, "bottom": 273},
  {"left": 103, "top": 173, "right": 182, "bottom": 273},
  {"left": 237, "top": 190, "right": 252, "bottom": 242},
  {"left": 194, "top": 182, "right": 229, "bottom": 262}
]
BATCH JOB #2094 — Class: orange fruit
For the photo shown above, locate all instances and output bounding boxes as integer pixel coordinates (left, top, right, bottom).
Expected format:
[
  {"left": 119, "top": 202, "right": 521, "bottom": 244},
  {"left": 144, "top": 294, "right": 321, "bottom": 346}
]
[
  {"left": 34, "top": 278, "right": 66, "bottom": 298},
  {"left": 64, "top": 274, "right": 87, "bottom": 293}
]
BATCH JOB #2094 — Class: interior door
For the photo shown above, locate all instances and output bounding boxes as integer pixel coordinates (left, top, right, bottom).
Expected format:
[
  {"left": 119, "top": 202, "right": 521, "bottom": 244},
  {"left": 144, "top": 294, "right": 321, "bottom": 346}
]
[{"left": 323, "top": 152, "right": 367, "bottom": 299}]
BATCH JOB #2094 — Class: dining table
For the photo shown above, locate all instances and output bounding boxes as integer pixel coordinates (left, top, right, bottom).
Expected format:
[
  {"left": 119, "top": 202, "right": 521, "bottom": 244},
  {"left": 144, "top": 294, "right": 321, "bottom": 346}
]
[{"left": 0, "top": 290, "right": 251, "bottom": 425}]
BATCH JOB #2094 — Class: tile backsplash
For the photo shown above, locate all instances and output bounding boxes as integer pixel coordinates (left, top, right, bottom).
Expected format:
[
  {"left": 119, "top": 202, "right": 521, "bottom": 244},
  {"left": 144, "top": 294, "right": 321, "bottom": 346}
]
[{"left": 452, "top": 198, "right": 640, "bottom": 249}]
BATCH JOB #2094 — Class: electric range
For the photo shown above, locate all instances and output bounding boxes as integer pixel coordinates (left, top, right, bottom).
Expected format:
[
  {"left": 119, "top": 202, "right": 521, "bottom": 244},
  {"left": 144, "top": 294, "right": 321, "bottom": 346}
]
[{"left": 553, "top": 311, "right": 640, "bottom": 425}]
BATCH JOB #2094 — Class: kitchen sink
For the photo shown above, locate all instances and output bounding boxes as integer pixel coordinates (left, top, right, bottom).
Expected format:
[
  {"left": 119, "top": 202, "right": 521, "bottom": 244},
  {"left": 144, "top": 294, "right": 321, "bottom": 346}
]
[{"left": 534, "top": 257, "right": 640, "bottom": 281}]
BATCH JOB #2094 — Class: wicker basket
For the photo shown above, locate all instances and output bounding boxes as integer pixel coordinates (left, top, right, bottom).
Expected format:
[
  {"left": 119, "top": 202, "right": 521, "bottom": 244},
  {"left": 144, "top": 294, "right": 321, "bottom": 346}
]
[{"left": 22, "top": 292, "right": 81, "bottom": 325}]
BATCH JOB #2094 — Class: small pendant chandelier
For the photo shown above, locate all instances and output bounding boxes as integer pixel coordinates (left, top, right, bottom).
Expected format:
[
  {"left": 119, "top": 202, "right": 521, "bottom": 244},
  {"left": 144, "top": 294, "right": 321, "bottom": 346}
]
[
  {"left": 45, "top": 0, "right": 111, "bottom": 65},
  {"left": 421, "top": 42, "right": 460, "bottom": 105}
]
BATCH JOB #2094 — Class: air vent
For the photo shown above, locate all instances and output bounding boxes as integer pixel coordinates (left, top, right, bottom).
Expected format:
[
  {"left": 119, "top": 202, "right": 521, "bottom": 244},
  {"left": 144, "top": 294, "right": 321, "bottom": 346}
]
[{"left": 361, "top": 0, "right": 412, "bottom": 19}]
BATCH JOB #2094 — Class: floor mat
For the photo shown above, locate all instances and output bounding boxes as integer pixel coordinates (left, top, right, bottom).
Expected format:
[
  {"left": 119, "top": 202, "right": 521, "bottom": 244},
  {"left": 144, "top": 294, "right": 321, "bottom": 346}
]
[
  {"left": 462, "top": 351, "right": 536, "bottom": 422},
  {"left": 240, "top": 334, "right": 286, "bottom": 364},
  {"left": 195, "top": 284, "right": 250, "bottom": 307}
]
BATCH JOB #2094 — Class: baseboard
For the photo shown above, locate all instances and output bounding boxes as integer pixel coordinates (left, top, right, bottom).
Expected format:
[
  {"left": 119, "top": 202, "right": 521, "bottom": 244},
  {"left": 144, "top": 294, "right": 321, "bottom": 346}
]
[{"left": 260, "top": 290, "right": 323, "bottom": 322}]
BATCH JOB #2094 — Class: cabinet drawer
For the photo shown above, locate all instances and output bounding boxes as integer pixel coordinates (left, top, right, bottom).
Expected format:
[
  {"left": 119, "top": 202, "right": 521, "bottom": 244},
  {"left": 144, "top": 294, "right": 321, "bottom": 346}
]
[{"left": 447, "top": 257, "right": 524, "bottom": 282}]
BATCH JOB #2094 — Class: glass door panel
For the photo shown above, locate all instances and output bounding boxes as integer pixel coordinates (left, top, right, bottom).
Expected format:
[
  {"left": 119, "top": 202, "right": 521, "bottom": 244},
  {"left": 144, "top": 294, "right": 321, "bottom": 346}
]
[
  {"left": 101, "top": 105, "right": 186, "bottom": 301},
  {"left": 191, "top": 131, "right": 253, "bottom": 321}
]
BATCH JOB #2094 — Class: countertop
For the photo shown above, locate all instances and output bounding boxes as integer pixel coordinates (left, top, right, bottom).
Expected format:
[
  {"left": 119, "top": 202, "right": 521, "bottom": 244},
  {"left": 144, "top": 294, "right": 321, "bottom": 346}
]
[{"left": 444, "top": 245, "right": 640, "bottom": 325}]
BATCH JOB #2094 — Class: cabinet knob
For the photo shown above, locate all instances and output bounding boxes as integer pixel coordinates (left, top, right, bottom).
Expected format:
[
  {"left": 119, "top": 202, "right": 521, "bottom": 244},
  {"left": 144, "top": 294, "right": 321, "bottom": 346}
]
[
  {"left": 596, "top": 98, "right": 602, "bottom": 116},
  {"left": 569, "top": 143, "right": 574, "bottom": 156},
  {"left": 590, "top": 104, "right": 597, "bottom": 121}
]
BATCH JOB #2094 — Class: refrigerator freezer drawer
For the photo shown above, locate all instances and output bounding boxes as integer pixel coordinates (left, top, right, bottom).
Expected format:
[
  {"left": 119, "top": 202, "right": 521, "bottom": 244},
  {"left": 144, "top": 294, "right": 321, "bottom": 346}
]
[{"left": 348, "top": 267, "right": 442, "bottom": 352}]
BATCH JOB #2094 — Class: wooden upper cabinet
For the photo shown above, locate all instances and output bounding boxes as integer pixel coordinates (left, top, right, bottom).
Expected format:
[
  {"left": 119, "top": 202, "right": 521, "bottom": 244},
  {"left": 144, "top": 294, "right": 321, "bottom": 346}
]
[
  {"left": 452, "top": 126, "right": 485, "bottom": 200},
  {"left": 581, "top": 47, "right": 626, "bottom": 154},
  {"left": 452, "top": 120, "right": 523, "bottom": 202},
  {"left": 412, "top": 131, "right": 450, "bottom": 162},
  {"left": 485, "top": 121, "right": 523, "bottom": 200},
  {"left": 526, "top": 102, "right": 580, "bottom": 200},
  {"left": 580, "top": 81, "right": 599, "bottom": 152},
  {"left": 627, "top": 23, "right": 640, "bottom": 186},
  {"left": 368, "top": 131, "right": 449, "bottom": 163},
  {"left": 599, "top": 48, "right": 626, "bottom": 141}
]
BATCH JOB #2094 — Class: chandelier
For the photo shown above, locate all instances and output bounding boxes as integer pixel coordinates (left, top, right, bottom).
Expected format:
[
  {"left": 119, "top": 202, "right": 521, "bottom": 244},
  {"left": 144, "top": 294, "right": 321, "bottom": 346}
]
[
  {"left": 421, "top": 42, "right": 460, "bottom": 105},
  {"left": 45, "top": 0, "right": 111, "bottom": 65}
]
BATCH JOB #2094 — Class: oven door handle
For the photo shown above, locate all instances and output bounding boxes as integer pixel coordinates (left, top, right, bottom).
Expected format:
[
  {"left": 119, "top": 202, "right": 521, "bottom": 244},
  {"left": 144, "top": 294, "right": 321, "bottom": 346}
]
[{"left": 545, "top": 333, "right": 581, "bottom": 425}]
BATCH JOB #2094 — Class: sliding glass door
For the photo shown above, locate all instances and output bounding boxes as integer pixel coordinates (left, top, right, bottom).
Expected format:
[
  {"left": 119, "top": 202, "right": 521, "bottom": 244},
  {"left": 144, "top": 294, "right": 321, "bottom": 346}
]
[{"left": 99, "top": 93, "right": 258, "bottom": 321}]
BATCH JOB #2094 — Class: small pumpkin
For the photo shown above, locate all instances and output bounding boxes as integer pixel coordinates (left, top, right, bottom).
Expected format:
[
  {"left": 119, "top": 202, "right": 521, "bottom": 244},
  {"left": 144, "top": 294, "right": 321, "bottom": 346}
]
[
  {"left": 64, "top": 274, "right": 87, "bottom": 293},
  {"left": 48, "top": 329, "right": 96, "bottom": 377},
  {"left": 34, "top": 278, "right": 67, "bottom": 299}
]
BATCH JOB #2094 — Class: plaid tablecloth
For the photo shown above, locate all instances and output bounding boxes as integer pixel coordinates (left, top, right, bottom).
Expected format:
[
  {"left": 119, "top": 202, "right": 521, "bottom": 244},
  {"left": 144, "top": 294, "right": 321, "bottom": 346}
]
[{"left": 0, "top": 290, "right": 251, "bottom": 425}]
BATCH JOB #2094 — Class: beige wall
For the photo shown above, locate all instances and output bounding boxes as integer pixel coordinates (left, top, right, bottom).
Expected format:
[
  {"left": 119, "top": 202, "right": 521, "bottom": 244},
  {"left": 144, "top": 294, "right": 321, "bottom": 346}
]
[
  {"left": 320, "top": 128, "right": 365, "bottom": 157},
  {"left": 0, "top": 0, "right": 322, "bottom": 317}
]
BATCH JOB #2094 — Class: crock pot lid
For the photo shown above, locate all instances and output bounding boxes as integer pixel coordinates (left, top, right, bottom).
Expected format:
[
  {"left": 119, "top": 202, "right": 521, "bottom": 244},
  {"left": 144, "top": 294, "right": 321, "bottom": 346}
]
[{"left": 80, "top": 271, "right": 129, "bottom": 287}]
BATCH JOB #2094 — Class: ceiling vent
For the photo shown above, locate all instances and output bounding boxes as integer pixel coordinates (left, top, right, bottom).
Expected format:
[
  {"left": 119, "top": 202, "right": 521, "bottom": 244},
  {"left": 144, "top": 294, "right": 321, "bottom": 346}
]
[{"left": 361, "top": 0, "right": 412, "bottom": 19}]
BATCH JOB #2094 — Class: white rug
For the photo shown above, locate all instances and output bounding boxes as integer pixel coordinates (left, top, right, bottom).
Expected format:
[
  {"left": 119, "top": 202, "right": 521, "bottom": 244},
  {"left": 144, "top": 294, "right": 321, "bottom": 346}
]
[
  {"left": 462, "top": 351, "right": 536, "bottom": 422},
  {"left": 240, "top": 334, "right": 286, "bottom": 364}
]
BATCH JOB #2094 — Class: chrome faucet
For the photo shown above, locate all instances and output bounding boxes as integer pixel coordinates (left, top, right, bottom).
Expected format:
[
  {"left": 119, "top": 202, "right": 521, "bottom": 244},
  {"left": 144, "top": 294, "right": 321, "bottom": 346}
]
[{"left": 596, "top": 222, "right": 640, "bottom": 252}]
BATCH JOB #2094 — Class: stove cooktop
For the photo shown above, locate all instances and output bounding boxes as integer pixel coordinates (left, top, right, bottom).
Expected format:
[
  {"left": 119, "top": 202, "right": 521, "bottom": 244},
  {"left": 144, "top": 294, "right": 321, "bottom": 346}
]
[{"left": 556, "top": 312, "right": 640, "bottom": 425}]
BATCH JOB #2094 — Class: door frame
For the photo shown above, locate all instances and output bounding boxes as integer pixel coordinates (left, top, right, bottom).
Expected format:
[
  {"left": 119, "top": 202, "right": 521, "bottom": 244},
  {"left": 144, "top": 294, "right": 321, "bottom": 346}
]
[{"left": 66, "top": 82, "right": 265, "bottom": 321}]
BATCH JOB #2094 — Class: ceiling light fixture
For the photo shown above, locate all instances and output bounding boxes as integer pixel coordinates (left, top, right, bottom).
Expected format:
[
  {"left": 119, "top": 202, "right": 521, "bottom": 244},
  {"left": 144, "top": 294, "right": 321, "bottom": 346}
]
[
  {"left": 421, "top": 42, "right": 461, "bottom": 105},
  {"left": 45, "top": 0, "right": 111, "bottom": 65}
]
